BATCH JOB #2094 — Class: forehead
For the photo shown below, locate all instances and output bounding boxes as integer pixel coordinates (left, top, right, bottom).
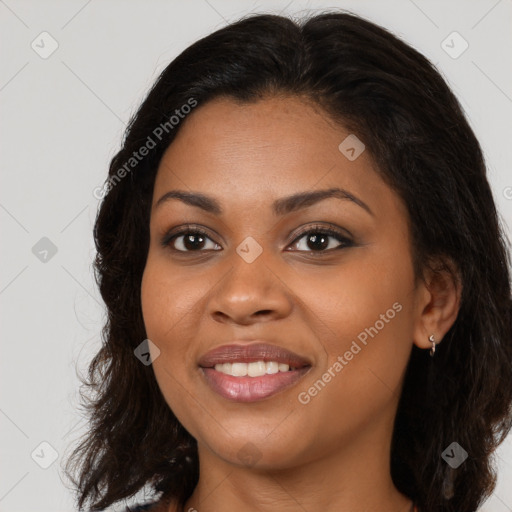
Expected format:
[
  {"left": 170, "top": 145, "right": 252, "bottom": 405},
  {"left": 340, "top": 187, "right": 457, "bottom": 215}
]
[{"left": 152, "top": 95, "right": 398, "bottom": 219}]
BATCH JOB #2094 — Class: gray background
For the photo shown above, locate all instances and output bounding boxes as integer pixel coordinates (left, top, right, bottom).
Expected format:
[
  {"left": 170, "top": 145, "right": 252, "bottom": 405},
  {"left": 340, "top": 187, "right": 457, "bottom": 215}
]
[{"left": 1, "top": 0, "right": 511, "bottom": 510}]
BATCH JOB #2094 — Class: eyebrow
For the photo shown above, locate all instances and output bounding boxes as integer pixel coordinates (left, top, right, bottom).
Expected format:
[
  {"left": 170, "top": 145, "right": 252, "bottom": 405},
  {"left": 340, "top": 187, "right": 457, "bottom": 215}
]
[{"left": 155, "top": 187, "right": 373, "bottom": 217}]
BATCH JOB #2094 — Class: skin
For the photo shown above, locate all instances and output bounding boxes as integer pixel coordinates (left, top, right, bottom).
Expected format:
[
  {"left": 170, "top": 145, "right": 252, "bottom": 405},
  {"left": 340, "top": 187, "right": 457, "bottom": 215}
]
[{"left": 141, "top": 95, "right": 461, "bottom": 512}]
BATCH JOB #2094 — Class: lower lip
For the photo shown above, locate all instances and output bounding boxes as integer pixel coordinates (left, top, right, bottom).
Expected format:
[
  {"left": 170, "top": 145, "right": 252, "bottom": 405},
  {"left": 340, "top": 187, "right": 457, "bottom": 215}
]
[{"left": 201, "top": 367, "right": 311, "bottom": 402}]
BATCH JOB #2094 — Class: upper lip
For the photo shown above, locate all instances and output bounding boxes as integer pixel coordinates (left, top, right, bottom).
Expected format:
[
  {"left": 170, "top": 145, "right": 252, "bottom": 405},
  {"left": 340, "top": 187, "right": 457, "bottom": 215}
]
[{"left": 198, "top": 342, "right": 311, "bottom": 368}]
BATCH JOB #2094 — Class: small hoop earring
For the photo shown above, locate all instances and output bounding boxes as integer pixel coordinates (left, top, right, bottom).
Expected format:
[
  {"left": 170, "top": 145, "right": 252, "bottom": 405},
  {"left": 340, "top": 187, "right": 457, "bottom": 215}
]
[{"left": 429, "top": 334, "right": 436, "bottom": 357}]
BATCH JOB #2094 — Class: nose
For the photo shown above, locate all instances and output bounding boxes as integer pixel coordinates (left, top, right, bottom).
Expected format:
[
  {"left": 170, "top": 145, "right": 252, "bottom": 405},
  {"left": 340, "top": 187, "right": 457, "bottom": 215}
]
[{"left": 208, "top": 247, "right": 293, "bottom": 326}]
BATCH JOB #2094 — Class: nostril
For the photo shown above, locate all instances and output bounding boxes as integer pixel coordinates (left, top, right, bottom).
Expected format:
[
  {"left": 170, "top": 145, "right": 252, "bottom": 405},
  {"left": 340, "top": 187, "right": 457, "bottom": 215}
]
[{"left": 255, "top": 310, "right": 273, "bottom": 316}]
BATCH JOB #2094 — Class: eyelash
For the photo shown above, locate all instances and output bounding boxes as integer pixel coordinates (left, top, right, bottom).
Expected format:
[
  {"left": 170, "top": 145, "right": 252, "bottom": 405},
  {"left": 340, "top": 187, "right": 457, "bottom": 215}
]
[{"left": 161, "top": 223, "right": 354, "bottom": 255}]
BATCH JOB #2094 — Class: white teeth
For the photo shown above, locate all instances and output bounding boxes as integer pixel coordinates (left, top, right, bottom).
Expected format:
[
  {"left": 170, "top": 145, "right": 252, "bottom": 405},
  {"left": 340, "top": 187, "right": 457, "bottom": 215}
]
[
  {"left": 218, "top": 362, "right": 231, "bottom": 374},
  {"left": 231, "top": 362, "right": 247, "bottom": 377},
  {"left": 213, "top": 360, "right": 294, "bottom": 377},
  {"left": 248, "top": 361, "right": 266, "bottom": 377},
  {"left": 266, "top": 361, "right": 279, "bottom": 374}
]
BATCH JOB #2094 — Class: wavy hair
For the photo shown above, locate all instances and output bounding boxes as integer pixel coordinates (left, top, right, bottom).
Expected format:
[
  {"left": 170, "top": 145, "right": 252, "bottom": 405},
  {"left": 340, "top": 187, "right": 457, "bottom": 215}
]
[{"left": 64, "top": 11, "right": 512, "bottom": 512}]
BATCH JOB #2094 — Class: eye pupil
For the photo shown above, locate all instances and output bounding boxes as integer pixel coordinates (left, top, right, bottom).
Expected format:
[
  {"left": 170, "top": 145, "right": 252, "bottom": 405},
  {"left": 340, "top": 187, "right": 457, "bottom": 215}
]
[
  {"left": 308, "top": 233, "right": 329, "bottom": 251},
  {"left": 184, "top": 234, "right": 205, "bottom": 250}
]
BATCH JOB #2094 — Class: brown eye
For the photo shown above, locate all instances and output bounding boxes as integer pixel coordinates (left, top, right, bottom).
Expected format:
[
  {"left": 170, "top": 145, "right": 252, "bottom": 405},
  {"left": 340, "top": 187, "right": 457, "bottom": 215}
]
[
  {"left": 289, "top": 227, "right": 353, "bottom": 253},
  {"left": 163, "top": 228, "right": 221, "bottom": 252}
]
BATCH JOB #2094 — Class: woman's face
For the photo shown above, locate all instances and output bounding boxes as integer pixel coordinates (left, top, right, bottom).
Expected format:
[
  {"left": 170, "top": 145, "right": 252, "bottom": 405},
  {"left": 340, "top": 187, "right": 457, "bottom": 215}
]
[{"left": 141, "top": 95, "right": 427, "bottom": 470}]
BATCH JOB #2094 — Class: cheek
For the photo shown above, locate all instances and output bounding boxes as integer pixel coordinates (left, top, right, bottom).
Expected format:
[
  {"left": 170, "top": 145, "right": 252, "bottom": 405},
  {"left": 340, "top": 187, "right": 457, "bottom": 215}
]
[
  {"left": 140, "top": 260, "right": 195, "bottom": 425},
  {"left": 296, "top": 245, "right": 415, "bottom": 410},
  {"left": 140, "top": 256, "right": 219, "bottom": 424},
  {"left": 140, "top": 257, "right": 193, "bottom": 374},
  {"left": 292, "top": 282, "right": 413, "bottom": 458},
  {"left": 301, "top": 241, "right": 414, "bottom": 351},
  {"left": 141, "top": 256, "right": 205, "bottom": 350}
]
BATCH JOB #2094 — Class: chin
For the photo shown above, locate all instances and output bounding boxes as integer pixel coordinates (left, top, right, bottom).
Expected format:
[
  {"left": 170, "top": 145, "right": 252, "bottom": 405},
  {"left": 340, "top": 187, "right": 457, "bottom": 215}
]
[{"left": 196, "top": 425, "right": 311, "bottom": 471}]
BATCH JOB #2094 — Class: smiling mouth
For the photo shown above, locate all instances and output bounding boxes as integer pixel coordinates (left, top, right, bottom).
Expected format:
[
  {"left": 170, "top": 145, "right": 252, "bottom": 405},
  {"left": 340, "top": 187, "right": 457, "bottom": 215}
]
[{"left": 198, "top": 342, "right": 312, "bottom": 402}]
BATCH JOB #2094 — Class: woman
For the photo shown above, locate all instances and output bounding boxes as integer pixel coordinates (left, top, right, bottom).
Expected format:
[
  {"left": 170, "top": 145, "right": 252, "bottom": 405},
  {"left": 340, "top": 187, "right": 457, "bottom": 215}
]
[{"left": 65, "top": 10, "right": 512, "bottom": 512}]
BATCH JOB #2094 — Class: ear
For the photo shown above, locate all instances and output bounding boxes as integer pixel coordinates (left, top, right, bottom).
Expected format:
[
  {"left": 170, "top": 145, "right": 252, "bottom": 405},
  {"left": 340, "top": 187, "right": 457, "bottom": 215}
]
[{"left": 412, "top": 258, "right": 462, "bottom": 351}]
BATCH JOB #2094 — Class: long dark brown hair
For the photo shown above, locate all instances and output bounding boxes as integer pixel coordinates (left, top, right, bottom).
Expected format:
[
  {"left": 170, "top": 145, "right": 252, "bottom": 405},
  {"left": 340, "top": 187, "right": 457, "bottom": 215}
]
[{"left": 64, "top": 11, "right": 512, "bottom": 512}]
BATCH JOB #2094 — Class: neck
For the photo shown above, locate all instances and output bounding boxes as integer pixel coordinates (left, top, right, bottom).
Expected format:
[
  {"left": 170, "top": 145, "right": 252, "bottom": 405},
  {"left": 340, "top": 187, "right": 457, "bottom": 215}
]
[{"left": 182, "top": 411, "right": 413, "bottom": 512}]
